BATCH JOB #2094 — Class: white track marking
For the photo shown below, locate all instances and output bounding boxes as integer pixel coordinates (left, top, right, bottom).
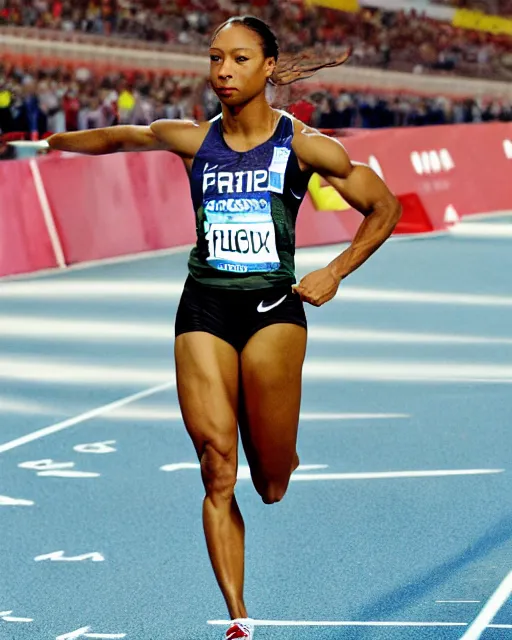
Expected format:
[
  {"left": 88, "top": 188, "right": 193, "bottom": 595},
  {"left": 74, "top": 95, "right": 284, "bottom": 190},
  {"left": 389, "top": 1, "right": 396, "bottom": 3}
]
[
  {"left": 299, "top": 412, "right": 409, "bottom": 421},
  {"left": 0, "top": 495, "right": 34, "bottom": 506},
  {"left": 37, "top": 470, "right": 100, "bottom": 478},
  {"left": 29, "top": 158, "right": 66, "bottom": 269},
  {"left": 436, "top": 601, "right": 481, "bottom": 604},
  {"left": 0, "top": 279, "right": 184, "bottom": 299},
  {"left": 106, "top": 406, "right": 409, "bottom": 422},
  {"left": 450, "top": 223, "right": 512, "bottom": 238},
  {"left": 0, "top": 380, "right": 175, "bottom": 453},
  {"left": 0, "top": 316, "right": 173, "bottom": 341},
  {"left": 4, "top": 355, "right": 512, "bottom": 386},
  {"left": 2, "top": 316, "right": 512, "bottom": 347},
  {"left": 460, "top": 570, "right": 512, "bottom": 640},
  {"left": 1, "top": 245, "right": 192, "bottom": 283},
  {"left": 159, "top": 465, "right": 502, "bottom": 481},
  {"left": 57, "top": 627, "right": 127, "bottom": 639},
  {"left": 0, "top": 357, "right": 171, "bottom": 386},
  {"left": 308, "top": 326, "right": 512, "bottom": 346},
  {"left": 289, "top": 469, "right": 503, "bottom": 481},
  {"left": 0, "top": 396, "right": 58, "bottom": 415},
  {"left": 208, "top": 619, "right": 512, "bottom": 628},
  {"left": 35, "top": 551, "right": 105, "bottom": 562},
  {"left": 160, "top": 463, "right": 328, "bottom": 478},
  {"left": 3, "top": 278, "right": 512, "bottom": 307},
  {"left": 106, "top": 406, "right": 183, "bottom": 421},
  {"left": 304, "top": 360, "right": 512, "bottom": 383},
  {"left": 84, "top": 633, "right": 126, "bottom": 640}
]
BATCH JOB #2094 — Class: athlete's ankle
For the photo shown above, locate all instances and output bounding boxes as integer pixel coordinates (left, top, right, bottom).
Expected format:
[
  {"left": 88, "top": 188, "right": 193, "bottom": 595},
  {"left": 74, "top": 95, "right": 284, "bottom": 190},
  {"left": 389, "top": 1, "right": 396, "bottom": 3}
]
[{"left": 228, "top": 601, "right": 249, "bottom": 621}]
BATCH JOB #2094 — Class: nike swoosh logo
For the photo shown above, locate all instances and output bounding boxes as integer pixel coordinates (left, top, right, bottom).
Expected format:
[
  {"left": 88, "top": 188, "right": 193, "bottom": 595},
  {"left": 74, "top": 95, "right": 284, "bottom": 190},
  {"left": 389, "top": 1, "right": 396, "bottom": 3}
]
[
  {"left": 257, "top": 294, "right": 287, "bottom": 313},
  {"left": 290, "top": 187, "right": 302, "bottom": 200}
]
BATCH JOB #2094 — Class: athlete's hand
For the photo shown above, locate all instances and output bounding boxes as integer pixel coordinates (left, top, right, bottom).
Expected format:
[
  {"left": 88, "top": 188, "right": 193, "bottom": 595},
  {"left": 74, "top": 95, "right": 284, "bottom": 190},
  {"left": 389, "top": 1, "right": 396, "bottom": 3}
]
[{"left": 292, "top": 267, "right": 341, "bottom": 307}]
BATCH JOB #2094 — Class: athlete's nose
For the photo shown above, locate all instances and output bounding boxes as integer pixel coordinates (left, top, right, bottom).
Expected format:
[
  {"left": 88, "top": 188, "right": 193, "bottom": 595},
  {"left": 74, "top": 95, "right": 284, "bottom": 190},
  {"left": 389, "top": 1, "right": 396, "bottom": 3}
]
[{"left": 218, "top": 59, "right": 234, "bottom": 80}]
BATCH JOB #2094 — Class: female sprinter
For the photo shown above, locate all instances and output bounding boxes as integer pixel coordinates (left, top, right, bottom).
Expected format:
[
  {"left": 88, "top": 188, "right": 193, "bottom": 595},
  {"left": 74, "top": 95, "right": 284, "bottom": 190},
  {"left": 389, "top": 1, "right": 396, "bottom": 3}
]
[{"left": 46, "top": 16, "right": 401, "bottom": 639}]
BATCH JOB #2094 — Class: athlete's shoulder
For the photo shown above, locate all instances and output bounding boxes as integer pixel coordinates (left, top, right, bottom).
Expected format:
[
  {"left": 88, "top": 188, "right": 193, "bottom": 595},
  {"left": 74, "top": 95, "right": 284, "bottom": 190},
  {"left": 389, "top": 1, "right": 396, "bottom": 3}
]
[
  {"left": 149, "top": 118, "right": 211, "bottom": 159},
  {"left": 284, "top": 113, "right": 350, "bottom": 172}
]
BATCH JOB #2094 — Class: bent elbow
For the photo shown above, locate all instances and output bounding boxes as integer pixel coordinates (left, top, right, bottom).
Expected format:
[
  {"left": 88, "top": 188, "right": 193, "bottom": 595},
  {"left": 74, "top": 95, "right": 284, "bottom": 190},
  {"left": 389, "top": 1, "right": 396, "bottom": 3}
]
[
  {"left": 149, "top": 119, "right": 166, "bottom": 140},
  {"left": 391, "top": 198, "right": 402, "bottom": 226}
]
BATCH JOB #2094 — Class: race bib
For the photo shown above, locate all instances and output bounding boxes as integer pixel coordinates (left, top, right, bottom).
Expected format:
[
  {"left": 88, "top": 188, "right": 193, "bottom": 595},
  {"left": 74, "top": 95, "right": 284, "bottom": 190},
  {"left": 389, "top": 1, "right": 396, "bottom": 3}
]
[
  {"left": 204, "top": 194, "right": 280, "bottom": 273},
  {"left": 268, "top": 146, "right": 291, "bottom": 194}
]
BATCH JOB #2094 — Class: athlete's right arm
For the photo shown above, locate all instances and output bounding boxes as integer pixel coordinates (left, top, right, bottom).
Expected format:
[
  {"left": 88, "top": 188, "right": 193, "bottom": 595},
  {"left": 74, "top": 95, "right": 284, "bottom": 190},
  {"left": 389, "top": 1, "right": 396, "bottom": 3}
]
[{"left": 47, "top": 120, "right": 203, "bottom": 157}]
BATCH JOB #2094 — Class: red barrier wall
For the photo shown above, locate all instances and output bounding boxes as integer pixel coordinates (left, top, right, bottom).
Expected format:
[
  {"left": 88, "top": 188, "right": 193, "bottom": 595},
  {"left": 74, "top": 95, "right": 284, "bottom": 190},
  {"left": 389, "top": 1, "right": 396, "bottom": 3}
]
[
  {"left": 36, "top": 151, "right": 196, "bottom": 265},
  {"left": 1, "top": 122, "right": 511, "bottom": 279},
  {"left": 0, "top": 160, "right": 58, "bottom": 276},
  {"left": 338, "top": 122, "right": 512, "bottom": 229}
]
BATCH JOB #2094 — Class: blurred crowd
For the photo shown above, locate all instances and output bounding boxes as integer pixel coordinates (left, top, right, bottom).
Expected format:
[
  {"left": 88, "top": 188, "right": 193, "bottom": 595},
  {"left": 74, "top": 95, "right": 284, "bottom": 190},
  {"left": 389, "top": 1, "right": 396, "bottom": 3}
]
[
  {"left": 1, "top": 0, "right": 512, "bottom": 80},
  {"left": 1, "top": 58, "right": 511, "bottom": 154},
  {"left": 432, "top": 0, "right": 512, "bottom": 14}
]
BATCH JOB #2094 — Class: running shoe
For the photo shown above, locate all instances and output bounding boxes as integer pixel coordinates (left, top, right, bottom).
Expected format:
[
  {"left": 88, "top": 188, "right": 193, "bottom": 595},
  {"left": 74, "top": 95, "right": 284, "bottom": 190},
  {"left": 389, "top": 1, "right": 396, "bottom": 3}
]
[{"left": 224, "top": 618, "right": 254, "bottom": 639}]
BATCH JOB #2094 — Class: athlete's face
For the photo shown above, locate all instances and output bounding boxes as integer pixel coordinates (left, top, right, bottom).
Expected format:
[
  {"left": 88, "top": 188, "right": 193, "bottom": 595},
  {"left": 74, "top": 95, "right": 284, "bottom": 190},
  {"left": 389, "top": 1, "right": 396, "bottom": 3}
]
[{"left": 209, "top": 24, "right": 275, "bottom": 106}]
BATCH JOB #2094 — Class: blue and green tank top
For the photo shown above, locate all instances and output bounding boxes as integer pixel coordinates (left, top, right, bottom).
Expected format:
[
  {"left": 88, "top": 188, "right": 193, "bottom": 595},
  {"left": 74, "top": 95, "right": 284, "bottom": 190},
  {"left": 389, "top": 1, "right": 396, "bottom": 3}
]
[{"left": 187, "top": 110, "right": 311, "bottom": 290}]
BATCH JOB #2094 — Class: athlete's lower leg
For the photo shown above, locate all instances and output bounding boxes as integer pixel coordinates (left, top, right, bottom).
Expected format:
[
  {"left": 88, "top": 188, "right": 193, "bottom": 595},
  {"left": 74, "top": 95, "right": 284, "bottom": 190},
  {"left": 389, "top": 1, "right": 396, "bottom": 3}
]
[{"left": 201, "top": 445, "right": 248, "bottom": 620}]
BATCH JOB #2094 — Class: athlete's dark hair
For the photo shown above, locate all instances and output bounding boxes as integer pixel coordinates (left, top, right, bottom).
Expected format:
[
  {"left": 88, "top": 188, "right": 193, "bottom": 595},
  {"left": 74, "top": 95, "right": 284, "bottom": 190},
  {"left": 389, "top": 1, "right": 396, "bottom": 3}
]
[
  {"left": 210, "top": 16, "right": 279, "bottom": 61},
  {"left": 210, "top": 16, "right": 352, "bottom": 87}
]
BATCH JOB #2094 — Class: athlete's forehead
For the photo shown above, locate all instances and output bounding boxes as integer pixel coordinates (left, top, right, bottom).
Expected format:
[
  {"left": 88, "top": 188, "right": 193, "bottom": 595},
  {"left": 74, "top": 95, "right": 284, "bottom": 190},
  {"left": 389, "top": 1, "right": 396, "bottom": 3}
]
[
  {"left": 209, "top": 45, "right": 257, "bottom": 53},
  {"left": 210, "top": 23, "right": 262, "bottom": 52}
]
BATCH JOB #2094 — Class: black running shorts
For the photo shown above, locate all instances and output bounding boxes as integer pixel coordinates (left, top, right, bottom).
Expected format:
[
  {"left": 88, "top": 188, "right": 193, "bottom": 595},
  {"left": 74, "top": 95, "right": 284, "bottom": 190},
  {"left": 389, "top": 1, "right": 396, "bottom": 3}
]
[{"left": 175, "top": 275, "right": 307, "bottom": 353}]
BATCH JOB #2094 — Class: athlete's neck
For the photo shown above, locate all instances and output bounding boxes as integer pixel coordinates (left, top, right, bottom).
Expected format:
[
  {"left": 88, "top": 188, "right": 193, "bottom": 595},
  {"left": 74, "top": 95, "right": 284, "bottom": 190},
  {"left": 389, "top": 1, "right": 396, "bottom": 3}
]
[{"left": 221, "top": 96, "right": 278, "bottom": 140}]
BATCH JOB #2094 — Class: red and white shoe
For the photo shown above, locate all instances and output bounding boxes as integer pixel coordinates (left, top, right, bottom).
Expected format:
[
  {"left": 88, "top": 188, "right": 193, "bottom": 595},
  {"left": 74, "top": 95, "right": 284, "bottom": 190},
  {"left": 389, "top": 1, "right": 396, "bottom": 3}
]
[{"left": 224, "top": 618, "right": 254, "bottom": 639}]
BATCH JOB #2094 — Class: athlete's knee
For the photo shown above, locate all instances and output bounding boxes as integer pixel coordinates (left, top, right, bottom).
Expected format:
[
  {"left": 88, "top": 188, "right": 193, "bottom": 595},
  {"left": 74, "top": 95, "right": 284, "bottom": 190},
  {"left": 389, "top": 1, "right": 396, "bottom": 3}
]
[
  {"left": 252, "top": 454, "right": 298, "bottom": 504},
  {"left": 257, "top": 477, "right": 290, "bottom": 505},
  {"left": 200, "top": 442, "right": 237, "bottom": 505}
]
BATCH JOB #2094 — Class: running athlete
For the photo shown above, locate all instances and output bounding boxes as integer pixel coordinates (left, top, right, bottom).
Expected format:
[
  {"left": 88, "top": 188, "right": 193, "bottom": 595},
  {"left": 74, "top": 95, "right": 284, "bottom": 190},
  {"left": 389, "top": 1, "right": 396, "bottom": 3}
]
[{"left": 45, "top": 16, "right": 401, "bottom": 639}]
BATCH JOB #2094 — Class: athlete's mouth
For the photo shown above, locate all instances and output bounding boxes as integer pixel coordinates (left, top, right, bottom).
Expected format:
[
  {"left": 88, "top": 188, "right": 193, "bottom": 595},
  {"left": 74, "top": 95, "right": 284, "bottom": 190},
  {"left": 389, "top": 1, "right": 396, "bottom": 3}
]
[{"left": 217, "top": 87, "right": 237, "bottom": 95}]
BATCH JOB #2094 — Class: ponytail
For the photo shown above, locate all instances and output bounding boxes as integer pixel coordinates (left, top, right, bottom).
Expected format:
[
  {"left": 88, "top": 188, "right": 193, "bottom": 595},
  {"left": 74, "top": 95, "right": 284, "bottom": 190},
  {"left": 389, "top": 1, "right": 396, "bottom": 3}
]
[{"left": 270, "top": 47, "right": 352, "bottom": 86}]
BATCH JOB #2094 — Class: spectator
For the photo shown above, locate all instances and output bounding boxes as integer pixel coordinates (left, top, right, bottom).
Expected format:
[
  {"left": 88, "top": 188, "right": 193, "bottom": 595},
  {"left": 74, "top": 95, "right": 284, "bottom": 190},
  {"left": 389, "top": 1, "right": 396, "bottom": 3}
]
[
  {"left": 2, "top": 0, "right": 512, "bottom": 80},
  {"left": 1, "top": 55, "right": 512, "bottom": 147}
]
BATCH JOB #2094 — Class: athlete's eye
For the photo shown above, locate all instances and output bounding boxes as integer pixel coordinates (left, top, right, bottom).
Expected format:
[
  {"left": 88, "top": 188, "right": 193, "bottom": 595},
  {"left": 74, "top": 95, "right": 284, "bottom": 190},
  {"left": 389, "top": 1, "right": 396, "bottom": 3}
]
[
  {"left": 210, "top": 55, "right": 221, "bottom": 62},
  {"left": 236, "top": 56, "right": 248, "bottom": 63}
]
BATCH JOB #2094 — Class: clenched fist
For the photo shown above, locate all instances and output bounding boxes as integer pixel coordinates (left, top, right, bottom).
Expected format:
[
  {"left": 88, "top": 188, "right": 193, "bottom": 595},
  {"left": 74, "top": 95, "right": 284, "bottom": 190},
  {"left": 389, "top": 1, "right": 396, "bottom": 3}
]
[{"left": 292, "top": 267, "right": 341, "bottom": 307}]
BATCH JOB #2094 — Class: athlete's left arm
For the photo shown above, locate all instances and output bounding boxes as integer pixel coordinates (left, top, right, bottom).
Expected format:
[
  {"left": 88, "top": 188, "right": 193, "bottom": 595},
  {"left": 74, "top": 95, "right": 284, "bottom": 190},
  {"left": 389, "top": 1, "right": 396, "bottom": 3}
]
[{"left": 292, "top": 128, "right": 402, "bottom": 307}]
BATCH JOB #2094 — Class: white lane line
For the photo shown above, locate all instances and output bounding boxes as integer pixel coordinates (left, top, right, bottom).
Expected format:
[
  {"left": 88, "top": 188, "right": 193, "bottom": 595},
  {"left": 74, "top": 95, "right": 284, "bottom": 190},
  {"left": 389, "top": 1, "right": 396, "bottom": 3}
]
[
  {"left": 0, "top": 396, "right": 59, "bottom": 416},
  {"left": 3, "top": 317, "right": 512, "bottom": 347},
  {"left": 0, "top": 495, "right": 34, "bottom": 506},
  {"left": 208, "top": 619, "right": 512, "bottom": 628},
  {"left": 0, "top": 244, "right": 192, "bottom": 283},
  {"left": 4, "top": 356, "right": 512, "bottom": 386},
  {"left": 160, "top": 466, "right": 503, "bottom": 481},
  {"left": 335, "top": 289, "right": 512, "bottom": 307},
  {"left": 436, "top": 600, "right": 481, "bottom": 603},
  {"left": 309, "top": 326, "right": 512, "bottom": 346},
  {"left": 289, "top": 469, "right": 504, "bottom": 481},
  {"left": 104, "top": 406, "right": 409, "bottom": 422},
  {"left": 0, "top": 380, "right": 175, "bottom": 454},
  {"left": 0, "top": 316, "right": 173, "bottom": 341},
  {"left": 460, "top": 570, "right": 512, "bottom": 640},
  {"left": 450, "top": 223, "right": 512, "bottom": 238},
  {"left": 0, "top": 280, "right": 184, "bottom": 299},
  {"left": 2, "top": 279, "right": 512, "bottom": 307},
  {"left": 0, "top": 357, "right": 170, "bottom": 386},
  {"left": 300, "top": 412, "right": 409, "bottom": 421},
  {"left": 304, "top": 360, "right": 512, "bottom": 383},
  {"left": 29, "top": 158, "right": 67, "bottom": 269}
]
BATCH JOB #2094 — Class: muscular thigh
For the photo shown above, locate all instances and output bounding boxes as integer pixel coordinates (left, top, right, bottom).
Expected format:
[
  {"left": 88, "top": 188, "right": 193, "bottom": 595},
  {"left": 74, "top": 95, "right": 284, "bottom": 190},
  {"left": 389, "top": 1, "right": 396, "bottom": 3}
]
[
  {"left": 175, "top": 332, "right": 239, "bottom": 460},
  {"left": 239, "top": 323, "right": 307, "bottom": 474}
]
